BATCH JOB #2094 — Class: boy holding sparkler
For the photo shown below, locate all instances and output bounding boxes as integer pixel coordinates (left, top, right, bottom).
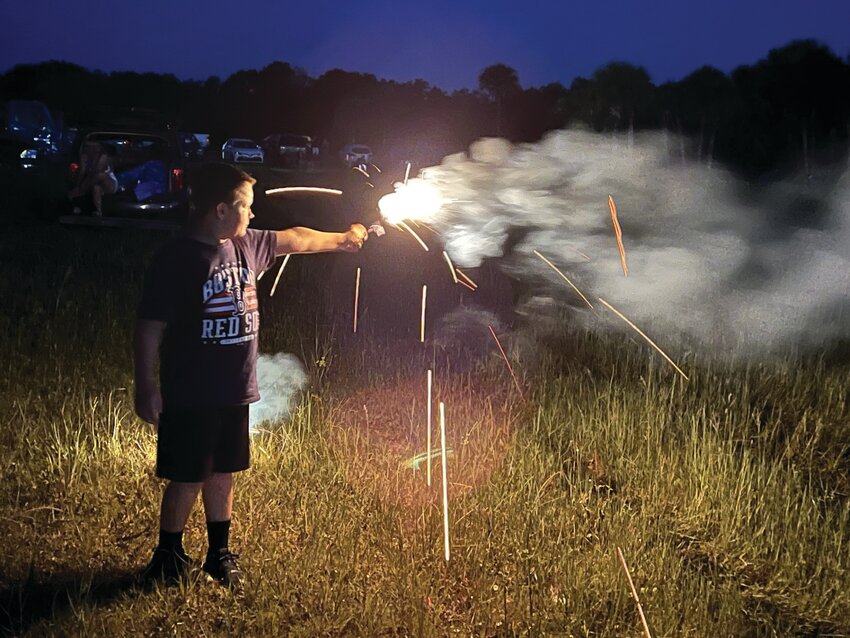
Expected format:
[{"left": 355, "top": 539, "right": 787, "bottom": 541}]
[{"left": 134, "top": 162, "right": 367, "bottom": 588}]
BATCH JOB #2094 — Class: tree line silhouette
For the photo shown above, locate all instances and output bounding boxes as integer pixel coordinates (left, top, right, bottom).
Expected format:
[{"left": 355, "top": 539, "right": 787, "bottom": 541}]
[{"left": 2, "top": 38, "right": 848, "bottom": 177}]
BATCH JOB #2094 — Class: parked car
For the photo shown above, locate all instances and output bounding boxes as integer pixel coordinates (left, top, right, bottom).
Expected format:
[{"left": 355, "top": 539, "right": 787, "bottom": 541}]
[
  {"left": 222, "top": 138, "right": 264, "bottom": 163},
  {"left": 179, "top": 132, "right": 204, "bottom": 160},
  {"left": 339, "top": 143, "right": 373, "bottom": 167},
  {"left": 68, "top": 128, "right": 188, "bottom": 218},
  {"left": 261, "top": 133, "right": 312, "bottom": 168}
]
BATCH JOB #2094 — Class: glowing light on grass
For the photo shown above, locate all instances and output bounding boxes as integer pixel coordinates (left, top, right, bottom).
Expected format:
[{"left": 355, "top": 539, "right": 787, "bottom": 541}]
[
  {"left": 443, "top": 251, "right": 458, "bottom": 283},
  {"left": 398, "top": 221, "right": 429, "bottom": 252},
  {"left": 269, "top": 254, "right": 291, "bottom": 297},
  {"left": 427, "top": 369, "right": 433, "bottom": 487},
  {"left": 533, "top": 250, "right": 593, "bottom": 309},
  {"left": 420, "top": 285, "right": 427, "bottom": 343},
  {"left": 488, "top": 325, "right": 525, "bottom": 401},
  {"left": 608, "top": 195, "right": 628, "bottom": 276},
  {"left": 265, "top": 187, "right": 343, "bottom": 196},
  {"left": 599, "top": 298, "right": 689, "bottom": 381},
  {"left": 353, "top": 267, "right": 361, "bottom": 333},
  {"left": 377, "top": 179, "right": 444, "bottom": 226},
  {"left": 617, "top": 547, "right": 654, "bottom": 638},
  {"left": 439, "top": 401, "right": 450, "bottom": 562},
  {"left": 455, "top": 268, "right": 478, "bottom": 289}
]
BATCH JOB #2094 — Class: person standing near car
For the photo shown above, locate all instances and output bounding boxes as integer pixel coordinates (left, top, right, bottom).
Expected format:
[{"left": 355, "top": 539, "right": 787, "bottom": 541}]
[
  {"left": 69, "top": 141, "right": 118, "bottom": 215},
  {"left": 134, "top": 162, "right": 367, "bottom": 588}
]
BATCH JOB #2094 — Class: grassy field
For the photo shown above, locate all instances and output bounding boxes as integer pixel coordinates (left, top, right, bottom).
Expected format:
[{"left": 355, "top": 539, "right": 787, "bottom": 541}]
[{"left": 0, "top": 212, "right": 848, "bottom": 637}]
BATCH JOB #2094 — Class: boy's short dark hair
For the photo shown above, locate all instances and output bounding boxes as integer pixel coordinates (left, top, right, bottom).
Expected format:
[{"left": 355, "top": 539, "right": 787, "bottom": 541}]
[{"left": 189, "top": 162, "right": 256, "bottom": 215}]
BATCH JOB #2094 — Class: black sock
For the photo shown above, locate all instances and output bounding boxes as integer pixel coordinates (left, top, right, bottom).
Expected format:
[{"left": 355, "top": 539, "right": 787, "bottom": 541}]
[
  {"left": 206, "top": 519, "right": 231, "bottom": 557},
  {"left": 158, "top": 529, "right": 184, "bottom": 553}
]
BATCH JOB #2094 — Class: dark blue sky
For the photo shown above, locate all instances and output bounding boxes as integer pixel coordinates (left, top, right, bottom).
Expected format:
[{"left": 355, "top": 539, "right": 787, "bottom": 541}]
[{"left": 2, "top": 0, "right": 849, "bottom": 90}]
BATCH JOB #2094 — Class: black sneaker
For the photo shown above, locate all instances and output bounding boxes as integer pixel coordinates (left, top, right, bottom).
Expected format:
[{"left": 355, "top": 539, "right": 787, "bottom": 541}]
[
  {"left": 140, "top": 547, "right": 195, "bottom": 584},
  {"left": 203, "top": 549, "right": 243, "bottom": 589}
]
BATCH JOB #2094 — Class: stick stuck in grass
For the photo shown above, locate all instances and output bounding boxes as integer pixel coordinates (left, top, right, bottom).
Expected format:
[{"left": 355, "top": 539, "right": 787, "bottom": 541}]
[
  {"left": 440, "top": 401, "right": 450, "bottom": 561},
  {"left": 427, "top": 369, "right": 433, "bottom": 487},
  {"left": 617, "top": 547, "right": 654, "bottom": 638}
]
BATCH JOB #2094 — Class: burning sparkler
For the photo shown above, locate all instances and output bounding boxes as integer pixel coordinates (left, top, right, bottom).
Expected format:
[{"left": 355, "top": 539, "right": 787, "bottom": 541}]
[
  {"left": 533, "top": 250, "right": 593, "bottom": 309},
  {"left": 455, "top": 268, "right": 478, "bottom": 289},
  {"left": 377, "top": 179, "right": 444, "bottom": 227},
  {"left": 269, "top": 254, "right": 291, "bottom": 297},
  {"left": 353, "top": 267, "right": 361, "bottom": 333},
  {"left": 488, "top": 325, "right": 526, "bottom": 401},
  {"left": 443, "top": 251, "right": 458, "bottom": 283},
  {"left": 598, "top": 298, "right": 689, "bottom": 381},
  {"left": 398, "top": 221, "right": 429, "bottom": 252},
  {"left": 420, "top": 285, "right": 427, "bottom": 343},
  {"left": 608, "top": 195, "right": 628, "bottom": 276},
  {"left": 265, "top": 187, "right": 343, "bottom": 196}
]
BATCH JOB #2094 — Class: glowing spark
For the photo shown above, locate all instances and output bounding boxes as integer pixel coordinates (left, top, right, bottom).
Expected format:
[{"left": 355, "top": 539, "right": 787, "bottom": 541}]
[
  {"left": 598, "top": 298, "right": 689, "bottom": 381},
  {"left": 455, "top": 268, "right": 478, "bottom": 289},
  {"left": 265, "top": 187, "right": 343, "bottom": 196},
  {"left": 488, "top": 325, "right": 526, "bottom": 401},
  {"left": 457, "top": 279, "right": 476, "bottom": 292},
  {"left": 420, "top": 285, "right": 427, "bottom": 343},
  {"left": 608, "top": 195, "right": 628, "bottom": 276},
  {"left": 439, "top": 401, "right": 450, "bottom": 562},
  {"left": 370, "top": 163, "right": 382, "bottom": 174},
  {"left": 269, "top": 254, "right": 291, "bottom": 297},
  {"left": 378, "top": 179, "right": 444, "bottom": 225},
  {"left": 353, "top": 267, "right": 361, "bottom": 333},
  {"left": 617, "top": 548, "right": 654, "bottom": 638},
  {"left": 398, "top": 221, "right": 429, "bottom": 252},
  {"left": 353, "top": 166, "right": 370, "bottom": 178},
  {"left": 533, "top": 250, "right": 593, "bottom": 309},
  {"left": 404, "top": 161, "right": 411, "bottom": 185},
  {"left": 427, "top": 369, "right": 433, "bottom": 487},
  {"left": 571, "top": 247, "right": 592, "bottom": 261},
  {"left": 443, "top": 251, "right": 458, "bottom": 283},
  {"left": 366, "top": 182, "right": 374, "bottom": 188}
]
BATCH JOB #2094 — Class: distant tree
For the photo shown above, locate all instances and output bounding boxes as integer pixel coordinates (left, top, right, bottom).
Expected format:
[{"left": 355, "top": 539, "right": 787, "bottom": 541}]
[
  {"left": 589, "top": 62, "right": 655, "bottom": 134},
  {"left": 478, "top": 63, "right": 521, "bottom": 135}
]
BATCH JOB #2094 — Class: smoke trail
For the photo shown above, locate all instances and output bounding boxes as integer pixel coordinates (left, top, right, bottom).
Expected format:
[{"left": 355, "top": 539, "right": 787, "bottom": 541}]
[
  {"left": 416, "top": 130, "right": 850, "bottom": 354},
  {"left": 251, "top": 353, "right": 308, "bottom": 431}
]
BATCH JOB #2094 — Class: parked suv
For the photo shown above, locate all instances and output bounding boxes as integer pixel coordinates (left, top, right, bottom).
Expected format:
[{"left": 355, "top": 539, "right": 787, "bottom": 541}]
[
  {"left": 70, "top": 128, "right": 188, "bottom": 218},
  {"left": 261, "top": 133, "right": 312, "bottom": 168}
]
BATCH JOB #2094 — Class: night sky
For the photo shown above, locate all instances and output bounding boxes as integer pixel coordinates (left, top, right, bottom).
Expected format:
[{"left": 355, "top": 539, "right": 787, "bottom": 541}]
[{"left": 3, "top": 0, "right": 850, "bottom": 90}]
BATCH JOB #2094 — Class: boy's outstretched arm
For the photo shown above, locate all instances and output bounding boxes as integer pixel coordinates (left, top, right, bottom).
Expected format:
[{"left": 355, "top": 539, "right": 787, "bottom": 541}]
[
  {"left": 274, "top": 224, "right": 368, "bottom": 256},
  {"left": 134, "top": 319, "right": 166, "bottom": 426}
]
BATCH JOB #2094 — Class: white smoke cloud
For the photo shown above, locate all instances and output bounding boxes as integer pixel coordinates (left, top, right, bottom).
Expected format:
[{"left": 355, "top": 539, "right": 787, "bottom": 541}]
[
  {"left": 251, "top": 353, "right": 308, "bottom": 431},
  {"left": 417, "top": 129, "right": 850, "bottom": 354}
]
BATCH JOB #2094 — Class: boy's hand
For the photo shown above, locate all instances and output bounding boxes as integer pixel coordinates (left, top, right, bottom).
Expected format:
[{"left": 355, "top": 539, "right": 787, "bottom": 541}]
[
  {"left": 340, "top": 224, "right": 368, "bottom": 252},
  {"left": 135, "top": 385, "right": 162, "bottom": 426}
]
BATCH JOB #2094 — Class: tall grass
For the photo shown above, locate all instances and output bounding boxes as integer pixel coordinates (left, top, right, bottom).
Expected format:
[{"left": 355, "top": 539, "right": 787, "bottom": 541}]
[{"left": 0, "top": 220, "right": 848, "bottom": 636}]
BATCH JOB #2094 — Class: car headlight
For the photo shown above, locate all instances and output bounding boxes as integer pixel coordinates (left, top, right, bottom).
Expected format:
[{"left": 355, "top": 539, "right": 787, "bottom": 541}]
[{"left": 20, "top": 149, "right": 38, "bottom": 160}]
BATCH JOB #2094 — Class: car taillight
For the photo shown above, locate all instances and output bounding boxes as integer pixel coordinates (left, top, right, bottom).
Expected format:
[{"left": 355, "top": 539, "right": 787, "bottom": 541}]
[
  {"left": 171, "top": 168, "right": 184, "bottom": 192},
  {"left": 69, "top": 162, "right": 80, "bottom": 180}
]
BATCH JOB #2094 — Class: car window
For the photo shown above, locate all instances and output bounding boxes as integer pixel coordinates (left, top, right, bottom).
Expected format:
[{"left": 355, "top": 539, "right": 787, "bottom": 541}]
[{"left": 86, "top": 133, "right": 171, "bottom": 168}]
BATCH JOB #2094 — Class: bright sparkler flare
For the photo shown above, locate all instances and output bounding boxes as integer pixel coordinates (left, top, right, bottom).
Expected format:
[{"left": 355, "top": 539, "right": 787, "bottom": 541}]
[
  {"left": 265, "top": 187, "right": 343, "bottom": 196},
  {"left": 598, "top": 298, "right": 689, "bottom": 381},
  {"left": 377, "top": 179, "right": 444, "bottom": 226}
]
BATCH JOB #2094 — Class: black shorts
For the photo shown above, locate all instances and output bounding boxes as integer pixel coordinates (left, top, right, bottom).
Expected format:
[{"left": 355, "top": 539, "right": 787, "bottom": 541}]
[{"left": 157, "top": 405, "right": 250, "bottom": 483}]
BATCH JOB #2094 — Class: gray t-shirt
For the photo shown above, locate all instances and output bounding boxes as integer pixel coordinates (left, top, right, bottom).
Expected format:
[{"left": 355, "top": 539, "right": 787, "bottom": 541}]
[{"left": 138, "top": 229, "right": 277, "bottom": 408}]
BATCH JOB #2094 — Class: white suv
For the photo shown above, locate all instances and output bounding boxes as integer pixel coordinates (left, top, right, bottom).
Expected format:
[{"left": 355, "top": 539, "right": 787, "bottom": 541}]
[
  {"left": 222, "top": 138, "right": 264, "bottom": 163},
  {"left": 340, "top": 143, "right": 373, "bottom": 167}
]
